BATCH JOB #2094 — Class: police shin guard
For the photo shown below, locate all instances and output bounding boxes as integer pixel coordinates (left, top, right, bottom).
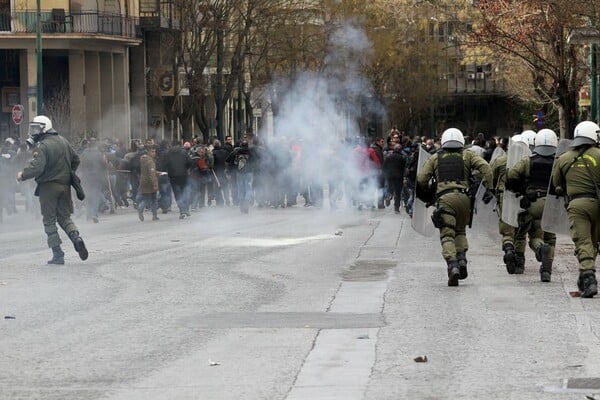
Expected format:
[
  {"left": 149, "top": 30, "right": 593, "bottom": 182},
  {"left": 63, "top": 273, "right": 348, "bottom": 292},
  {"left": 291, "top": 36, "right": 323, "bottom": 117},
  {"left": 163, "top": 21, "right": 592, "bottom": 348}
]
[
  {"left": 503, "top": 244, "right": 517, "bottom": 275},
  {"left": 447, "top": 260, "right": 460, "bottom": 287},
  {"left": 47, "top": 246, "right": 64, "bottom": 265},
  {"left": 578, "top": 271, "right": 598, "bottom": 299},
  {"left": 456, "top": 251, "right": 468, "bottom": 280},
  {"left": 538, "top": 244, "right": 552, "bottom": 283},
  {"left": 68, "top": 231, "right": 89, "bottom": 261},
  {"left": 514, "top": 252, "right": 525, "bottom": 274}
]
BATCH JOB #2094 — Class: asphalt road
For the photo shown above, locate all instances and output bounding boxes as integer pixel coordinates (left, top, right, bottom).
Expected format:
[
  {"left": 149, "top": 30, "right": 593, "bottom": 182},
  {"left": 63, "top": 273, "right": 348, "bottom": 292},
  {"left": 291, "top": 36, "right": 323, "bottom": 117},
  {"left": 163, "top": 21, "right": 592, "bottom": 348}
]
[{"left": 2, "top": 200, "right": 600, "bottom": 399}]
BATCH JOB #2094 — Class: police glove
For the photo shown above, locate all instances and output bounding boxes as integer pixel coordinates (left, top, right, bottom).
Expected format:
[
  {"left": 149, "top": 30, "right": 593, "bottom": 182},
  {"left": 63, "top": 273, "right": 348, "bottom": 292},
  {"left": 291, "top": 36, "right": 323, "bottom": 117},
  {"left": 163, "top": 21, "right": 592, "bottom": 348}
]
[
  {"left": 482, "top": 189, "right": 495, "bottom": 204},
  {"left": 519, "top": 196, "right": 531, "bottom": 209}
]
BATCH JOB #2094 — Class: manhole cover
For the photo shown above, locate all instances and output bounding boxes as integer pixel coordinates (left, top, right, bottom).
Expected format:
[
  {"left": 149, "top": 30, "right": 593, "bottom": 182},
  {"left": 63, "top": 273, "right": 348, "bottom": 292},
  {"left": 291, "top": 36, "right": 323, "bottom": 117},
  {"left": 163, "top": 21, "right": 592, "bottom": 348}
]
[
  {"left": 567, "top": 378, "right": 600, "bottom": 389},
  {"left": 342, "top": 260, "right": 396, "bottom": 282}
]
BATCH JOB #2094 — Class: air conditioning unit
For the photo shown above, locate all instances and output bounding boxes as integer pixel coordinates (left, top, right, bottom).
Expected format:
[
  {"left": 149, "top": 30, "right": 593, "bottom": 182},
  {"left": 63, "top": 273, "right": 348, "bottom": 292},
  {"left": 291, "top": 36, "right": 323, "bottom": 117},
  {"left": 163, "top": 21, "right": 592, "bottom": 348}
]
[
  {"left": 476, "top": 72, "right": 485, "bottom": 79},
  {"left": 467, "top": 73, "right": 476, "bottom": 80}
]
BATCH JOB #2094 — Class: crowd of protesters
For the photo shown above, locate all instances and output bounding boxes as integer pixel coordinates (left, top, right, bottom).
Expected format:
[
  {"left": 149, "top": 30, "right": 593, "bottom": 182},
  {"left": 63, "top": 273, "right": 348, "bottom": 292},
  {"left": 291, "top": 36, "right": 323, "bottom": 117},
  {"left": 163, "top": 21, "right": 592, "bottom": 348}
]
[{"left": 0, "top": 128, "right": 502, "bottom": 222}]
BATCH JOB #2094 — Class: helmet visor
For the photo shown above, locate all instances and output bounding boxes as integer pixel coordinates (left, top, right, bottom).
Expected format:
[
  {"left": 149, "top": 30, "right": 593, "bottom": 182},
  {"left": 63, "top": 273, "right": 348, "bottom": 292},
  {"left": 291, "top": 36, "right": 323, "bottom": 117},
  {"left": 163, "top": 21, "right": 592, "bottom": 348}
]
[{"left": 28, "top": 122, "right": 45, "bottom": 136}]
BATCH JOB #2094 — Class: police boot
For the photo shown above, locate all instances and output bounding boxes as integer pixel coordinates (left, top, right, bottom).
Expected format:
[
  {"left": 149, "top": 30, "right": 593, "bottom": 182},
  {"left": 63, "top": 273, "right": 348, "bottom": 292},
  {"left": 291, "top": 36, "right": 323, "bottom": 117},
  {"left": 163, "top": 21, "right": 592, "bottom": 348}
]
[
  {"left": 456, "top": 251, "right": 468, "bottom": 280},
  {"left": 447, "top": 260, "right": 460, "bottom": 287},
  {"left": 47, "top": 246, "right": 65, "bottom": 265},
  {"left": 68, "top": 231, "right": 89, "bottom": 261},
  {"left": 514, "top": 252, "right": 525, "bottom": 274},
  {"left": 538, "top": 244, "right": 552, "bottom": 282},
  {"left": 503, "top": 244, "right": 517, "bottom": 275},
  {"left": 578, "top": 271, "right": 598, "bottom": 298},
  {"left": 152, "top": 211, "right": 159, "bottom": 221}
]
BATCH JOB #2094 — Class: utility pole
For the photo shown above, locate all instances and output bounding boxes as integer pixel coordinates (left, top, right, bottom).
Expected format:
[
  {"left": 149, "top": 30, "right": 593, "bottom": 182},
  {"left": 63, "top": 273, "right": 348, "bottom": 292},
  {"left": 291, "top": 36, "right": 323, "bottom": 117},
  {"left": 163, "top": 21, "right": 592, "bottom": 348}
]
[
  {"left": 36, "top": 0, "right": 43, "bottom": 114},
  {"left": 215, "top": 18, "right": 224, "bottom": 142}
]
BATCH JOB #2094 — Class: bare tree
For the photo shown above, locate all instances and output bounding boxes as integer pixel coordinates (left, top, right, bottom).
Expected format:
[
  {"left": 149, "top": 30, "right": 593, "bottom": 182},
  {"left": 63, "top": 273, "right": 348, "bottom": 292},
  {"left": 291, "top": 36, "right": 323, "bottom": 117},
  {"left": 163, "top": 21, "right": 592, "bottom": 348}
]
[
  {"left": 466, "top": 0, "right": 598, "bottom": 137},
  {"left": 42, "top": 81, "right": 79, "bottom": 140}
]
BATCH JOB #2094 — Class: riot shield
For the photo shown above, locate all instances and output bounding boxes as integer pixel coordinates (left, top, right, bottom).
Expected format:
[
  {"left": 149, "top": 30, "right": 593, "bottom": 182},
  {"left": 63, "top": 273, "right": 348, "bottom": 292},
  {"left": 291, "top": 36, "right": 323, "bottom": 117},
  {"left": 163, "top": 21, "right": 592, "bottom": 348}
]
[
  {"left": 472, "top": 181, "right": 498, "bottom": 236},
  {"left": 489, "top": 147, "right": 505, "bottom": 165},
  {"left": 411, "top": 147, "right": 436, "bottom": 237},
  {"left": 541, "top": 139, "right": 572, "bottom": 235},
  {"left": 501, "top": 141, "right": 532, "bottom": 227}
]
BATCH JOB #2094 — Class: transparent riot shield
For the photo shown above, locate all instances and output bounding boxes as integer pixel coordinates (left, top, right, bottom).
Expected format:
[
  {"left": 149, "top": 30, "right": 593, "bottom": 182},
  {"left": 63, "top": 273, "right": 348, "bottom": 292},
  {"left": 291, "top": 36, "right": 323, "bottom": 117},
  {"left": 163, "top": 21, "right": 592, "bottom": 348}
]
[
  {"left": 472, "top": 181, "right": 498, "bottom": 236},
  {"left": 411, "top": 147, "right": 436, "bottom": 237},
  {"left": 501, "top": 141, "right": 532, "bottom": 227},
  {"left": 490, "top": 147, "right": 505, "bottom": 165},
  {"left": 540, "top": 139, "right": 572, "bottom": 235}
]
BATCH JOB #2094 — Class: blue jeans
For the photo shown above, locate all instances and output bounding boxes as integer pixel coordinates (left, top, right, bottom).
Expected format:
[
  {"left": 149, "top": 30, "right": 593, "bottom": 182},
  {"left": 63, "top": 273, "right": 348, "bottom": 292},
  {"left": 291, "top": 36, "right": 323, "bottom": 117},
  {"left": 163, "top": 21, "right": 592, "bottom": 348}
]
[
  {"left": 138, "top": 192, "right": 158, "bottom": 216},
  {"left": 158, "top": 176, "right": 172, "bottom": 211},
  {"left": 237, "top": 172, "right": 254, "bottom": 206}
]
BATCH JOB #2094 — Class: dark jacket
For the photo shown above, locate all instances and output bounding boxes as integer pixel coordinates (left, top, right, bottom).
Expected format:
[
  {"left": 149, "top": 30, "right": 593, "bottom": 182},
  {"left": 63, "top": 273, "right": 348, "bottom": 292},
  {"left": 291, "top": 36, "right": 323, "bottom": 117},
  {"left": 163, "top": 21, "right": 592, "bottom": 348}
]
[
  {"left": 383, "top": 150, "right": 406, "bottom": 180},
  {"left": 22, "top": 132, "right": 79, "bottom": 185},
  {"left": 164, "top": 145, "right": 192, "bottom": 178},
  {"left": 212, "top": 145, "right": 229, "bottom": 174},
  {"left": 227, "top": 145, "right": 253, "bottom": 173}
]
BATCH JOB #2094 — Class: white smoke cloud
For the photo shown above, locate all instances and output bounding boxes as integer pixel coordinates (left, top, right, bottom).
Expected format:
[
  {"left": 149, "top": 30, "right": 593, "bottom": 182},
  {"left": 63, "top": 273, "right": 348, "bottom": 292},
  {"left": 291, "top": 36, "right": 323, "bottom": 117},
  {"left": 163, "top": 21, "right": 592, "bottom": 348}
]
[{"left": 258, "top": 21, "right": 383, "bottom": 209}]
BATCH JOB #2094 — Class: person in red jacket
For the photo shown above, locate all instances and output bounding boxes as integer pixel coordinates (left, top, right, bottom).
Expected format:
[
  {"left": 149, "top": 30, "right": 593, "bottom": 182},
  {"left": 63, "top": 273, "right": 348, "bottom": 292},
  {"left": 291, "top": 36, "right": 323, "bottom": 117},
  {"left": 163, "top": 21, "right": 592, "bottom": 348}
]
[{"left": 368, "top": 136, "right": 385, "bottom": 209}]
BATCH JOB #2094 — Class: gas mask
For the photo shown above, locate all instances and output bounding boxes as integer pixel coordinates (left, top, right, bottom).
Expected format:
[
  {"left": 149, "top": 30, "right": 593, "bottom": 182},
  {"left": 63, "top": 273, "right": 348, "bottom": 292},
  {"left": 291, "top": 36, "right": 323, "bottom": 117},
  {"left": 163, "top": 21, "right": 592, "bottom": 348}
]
[{"left": 26, "top": 122, "right": 45, "bottom": 147}]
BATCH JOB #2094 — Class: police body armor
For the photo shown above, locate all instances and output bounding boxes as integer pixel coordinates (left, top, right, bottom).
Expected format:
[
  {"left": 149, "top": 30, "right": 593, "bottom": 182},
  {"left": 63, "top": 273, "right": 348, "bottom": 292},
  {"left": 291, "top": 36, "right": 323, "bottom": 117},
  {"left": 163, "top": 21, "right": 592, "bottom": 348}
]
[
  {"left": 527, "top": 154, "right": 554, "bottom": 194},
  {"left": 437, "top": 150, "right": 465, "bottom": 185},
  {"left": 431, "top": 150, "right": 471, "bottom": 229}
]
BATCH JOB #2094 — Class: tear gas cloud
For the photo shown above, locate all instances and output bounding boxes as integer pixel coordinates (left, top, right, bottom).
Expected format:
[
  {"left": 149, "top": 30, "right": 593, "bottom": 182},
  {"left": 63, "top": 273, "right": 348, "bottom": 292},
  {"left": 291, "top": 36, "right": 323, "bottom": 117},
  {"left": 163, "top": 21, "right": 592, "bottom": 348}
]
[
  {"left": 0, "top": 22, "right": 386, "bottom": 242},
  {"left": 259, "top": 21, "right": 384, "bottom": 207}
]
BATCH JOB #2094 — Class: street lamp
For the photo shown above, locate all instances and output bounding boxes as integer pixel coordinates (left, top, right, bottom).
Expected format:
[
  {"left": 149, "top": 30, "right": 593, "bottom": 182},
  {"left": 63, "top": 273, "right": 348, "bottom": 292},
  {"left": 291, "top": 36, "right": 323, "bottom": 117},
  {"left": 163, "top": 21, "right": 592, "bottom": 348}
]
[{"left": 567, "top": 26, "right": 600, "bottom": 122}]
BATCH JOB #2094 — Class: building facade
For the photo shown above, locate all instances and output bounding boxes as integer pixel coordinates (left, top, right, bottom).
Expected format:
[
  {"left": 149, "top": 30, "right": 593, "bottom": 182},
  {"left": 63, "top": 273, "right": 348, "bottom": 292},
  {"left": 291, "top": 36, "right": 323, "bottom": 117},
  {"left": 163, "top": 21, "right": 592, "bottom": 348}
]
[{"left": 0, "top": 0, "right": 141, "bottom": 143}]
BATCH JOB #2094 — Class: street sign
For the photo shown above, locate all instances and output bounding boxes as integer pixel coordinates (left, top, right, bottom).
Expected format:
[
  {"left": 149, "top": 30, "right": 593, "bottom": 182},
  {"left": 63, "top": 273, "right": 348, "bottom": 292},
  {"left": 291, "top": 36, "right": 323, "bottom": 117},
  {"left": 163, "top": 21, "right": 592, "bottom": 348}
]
[{"left": 11, "top": 104, "right": 24, "bottom": 125}]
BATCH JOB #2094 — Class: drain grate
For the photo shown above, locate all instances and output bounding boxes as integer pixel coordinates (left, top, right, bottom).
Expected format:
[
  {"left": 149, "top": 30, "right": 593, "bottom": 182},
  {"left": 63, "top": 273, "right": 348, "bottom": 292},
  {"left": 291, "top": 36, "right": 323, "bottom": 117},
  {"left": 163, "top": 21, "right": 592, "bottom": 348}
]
[
  {"left": 342, "top": 260, "right": 396, "bottom": 282},
  {"left": 567, "top": 378, "right": 600, "bottom": 389}
]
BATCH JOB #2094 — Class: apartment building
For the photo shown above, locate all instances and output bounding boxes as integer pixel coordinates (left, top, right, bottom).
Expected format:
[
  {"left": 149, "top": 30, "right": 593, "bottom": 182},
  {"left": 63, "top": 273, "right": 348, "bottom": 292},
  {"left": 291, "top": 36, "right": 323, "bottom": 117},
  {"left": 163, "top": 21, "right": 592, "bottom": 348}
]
[{"left": 0, "top": 0, "right": 142, "bottom": 142}]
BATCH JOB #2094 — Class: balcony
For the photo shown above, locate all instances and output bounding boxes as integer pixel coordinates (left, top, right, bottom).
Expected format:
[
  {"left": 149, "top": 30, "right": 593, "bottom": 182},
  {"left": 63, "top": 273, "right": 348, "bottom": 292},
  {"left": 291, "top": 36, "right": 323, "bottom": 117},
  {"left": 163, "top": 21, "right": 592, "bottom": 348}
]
[
  {"left": 0, "top": 9, "right": 141, "bottom": 38},
  {"left": 139, "top": 0, "right": 180, "bottom": 30}
]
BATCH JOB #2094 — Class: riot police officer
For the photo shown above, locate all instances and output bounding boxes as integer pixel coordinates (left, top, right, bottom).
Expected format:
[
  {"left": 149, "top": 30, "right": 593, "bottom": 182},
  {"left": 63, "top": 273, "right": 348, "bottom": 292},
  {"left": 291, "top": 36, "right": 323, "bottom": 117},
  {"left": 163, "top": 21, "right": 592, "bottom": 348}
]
[
  {"left": 506, "top": 129, "right": 557, "bottom": 282},
  {"left": 416, "top": 128, "right": 492, "bottom": 286},
  {"left": 551, "top": 121, "right": 600, "bottom": 298},
  {"left": 16, "top": 115, "right": 88, "bottom": 265}
]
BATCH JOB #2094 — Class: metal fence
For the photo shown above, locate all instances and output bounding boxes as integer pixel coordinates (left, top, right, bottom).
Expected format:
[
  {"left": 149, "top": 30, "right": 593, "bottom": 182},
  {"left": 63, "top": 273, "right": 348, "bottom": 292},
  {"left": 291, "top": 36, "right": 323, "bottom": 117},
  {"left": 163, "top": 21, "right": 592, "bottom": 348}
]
[{"left": 0, "top": 9, "right": 141, "bottom": 38}]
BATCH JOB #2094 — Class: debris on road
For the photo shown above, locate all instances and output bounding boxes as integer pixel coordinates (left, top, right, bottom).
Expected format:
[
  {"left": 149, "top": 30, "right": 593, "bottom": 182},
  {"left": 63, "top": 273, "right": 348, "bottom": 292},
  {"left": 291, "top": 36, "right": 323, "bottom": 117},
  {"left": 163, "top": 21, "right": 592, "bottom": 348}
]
[
  {"left": 357, "top": 334, "right": 369, "bottom": 339},
  {"left": 208, "top": 359, "right": 220, "bottom": 366},
  {"left": 334, "top": 229, "right": 343, "bottom": 236},
  {"left": 414, "top": 356, "right": 428, "bottom": 363},
  {"left": 4, "top": 316, "right": 16, "bottom": 319}
]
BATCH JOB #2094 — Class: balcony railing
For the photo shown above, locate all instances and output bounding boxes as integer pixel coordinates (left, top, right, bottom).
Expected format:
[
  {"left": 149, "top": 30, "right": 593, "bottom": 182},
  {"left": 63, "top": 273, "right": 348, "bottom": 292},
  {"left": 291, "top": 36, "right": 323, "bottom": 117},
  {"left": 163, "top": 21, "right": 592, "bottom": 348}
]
[
  {"left": 0, "top": 9, "right": 141, "bottom": 38},
  {"left": 139, "top": 0, "right": 180, "bottom": 30}
]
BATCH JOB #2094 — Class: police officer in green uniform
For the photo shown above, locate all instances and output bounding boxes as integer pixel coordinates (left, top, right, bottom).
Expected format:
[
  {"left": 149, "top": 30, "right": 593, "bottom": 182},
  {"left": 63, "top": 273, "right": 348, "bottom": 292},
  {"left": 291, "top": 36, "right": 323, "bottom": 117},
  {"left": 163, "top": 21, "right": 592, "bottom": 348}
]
[
  {"left": 551, "top": 121, "right": 600, "bottom": 298},
  {"left": 506, "top": 129, "right": 557, "bottom": 282},
  {"left": 417, "top": 128, "right": 492, "bottom": 286},
  {"left": 16, "top": 115, "right": 88, "bottom": 265}
]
